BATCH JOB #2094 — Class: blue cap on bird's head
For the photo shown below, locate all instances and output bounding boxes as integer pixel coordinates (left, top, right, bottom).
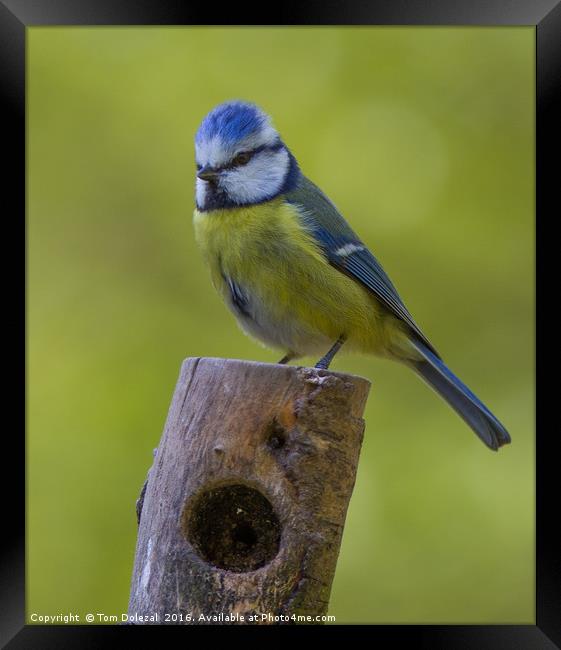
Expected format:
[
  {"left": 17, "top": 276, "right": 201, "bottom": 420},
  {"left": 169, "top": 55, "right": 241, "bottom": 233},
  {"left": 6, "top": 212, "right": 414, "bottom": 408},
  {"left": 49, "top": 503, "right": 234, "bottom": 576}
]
[
  {"left": 196, "top": 101, "right": 275, "bottom": 149},
  {"left": 194, "top": 100, "right": 300, "bottom": 212}
]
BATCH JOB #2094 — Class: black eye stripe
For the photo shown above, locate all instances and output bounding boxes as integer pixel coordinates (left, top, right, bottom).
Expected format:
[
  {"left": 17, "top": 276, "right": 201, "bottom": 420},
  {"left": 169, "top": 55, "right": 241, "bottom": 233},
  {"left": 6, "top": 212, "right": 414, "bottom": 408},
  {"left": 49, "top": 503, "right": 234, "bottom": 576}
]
[
  {"left": 233, "top": 151, "right": 252, "bottom": 165},
  {"left": 243, "top": 142, "right": 283, "bottom": 156},
  {"left": 197, "top": 141, "right": 285, "bottom": 174},
  {"left": 225, "top": 142, "right": 284, "bottom": 169},
  {"left": 222, "top": 151, "right": 253, "bottom": 170}
]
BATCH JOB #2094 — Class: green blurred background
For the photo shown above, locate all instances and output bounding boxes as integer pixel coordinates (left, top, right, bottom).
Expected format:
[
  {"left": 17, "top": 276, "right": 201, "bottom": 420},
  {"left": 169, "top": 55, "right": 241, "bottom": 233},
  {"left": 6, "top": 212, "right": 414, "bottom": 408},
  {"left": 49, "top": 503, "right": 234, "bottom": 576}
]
[{"left": 28, "top": 27, "right": 534, "bottom": 624}]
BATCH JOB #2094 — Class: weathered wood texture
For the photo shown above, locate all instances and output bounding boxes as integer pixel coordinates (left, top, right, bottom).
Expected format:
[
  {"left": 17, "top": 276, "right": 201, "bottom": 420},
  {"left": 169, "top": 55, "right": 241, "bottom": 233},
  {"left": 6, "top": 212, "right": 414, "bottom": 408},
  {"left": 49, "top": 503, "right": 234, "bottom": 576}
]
[{"left": 128, "top": 357, "right": 370, "bottom": 625}]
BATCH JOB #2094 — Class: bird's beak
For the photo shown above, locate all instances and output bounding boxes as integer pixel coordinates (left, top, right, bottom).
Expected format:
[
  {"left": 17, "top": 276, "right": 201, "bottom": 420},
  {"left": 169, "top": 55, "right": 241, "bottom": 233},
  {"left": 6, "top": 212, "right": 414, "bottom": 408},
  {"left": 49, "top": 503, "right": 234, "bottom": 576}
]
[{"left": 197, "top": 165, "right": 219, "bottom": 182}]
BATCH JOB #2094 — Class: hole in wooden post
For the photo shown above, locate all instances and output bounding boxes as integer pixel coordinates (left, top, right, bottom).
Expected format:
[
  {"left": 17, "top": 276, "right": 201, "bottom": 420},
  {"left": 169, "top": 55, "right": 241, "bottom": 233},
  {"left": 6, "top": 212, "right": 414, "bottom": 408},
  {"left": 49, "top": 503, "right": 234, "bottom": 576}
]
[{"left": 183, "top": 484, "right": 281, "bottom": 573}]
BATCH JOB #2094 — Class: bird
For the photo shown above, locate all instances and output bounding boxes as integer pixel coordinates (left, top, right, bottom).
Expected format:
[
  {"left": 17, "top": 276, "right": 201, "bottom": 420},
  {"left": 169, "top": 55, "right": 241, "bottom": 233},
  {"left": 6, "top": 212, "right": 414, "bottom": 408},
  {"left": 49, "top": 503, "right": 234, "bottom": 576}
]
[{"left": 192, "top": 100, "right": 511, "bottom": 451}]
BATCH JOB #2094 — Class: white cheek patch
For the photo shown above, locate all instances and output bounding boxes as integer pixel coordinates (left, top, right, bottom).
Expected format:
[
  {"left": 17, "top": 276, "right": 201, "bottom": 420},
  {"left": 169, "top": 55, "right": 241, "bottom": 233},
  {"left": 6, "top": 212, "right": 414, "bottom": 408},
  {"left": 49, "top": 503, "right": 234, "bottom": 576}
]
[{"left": 218, "top": 149, "right": 289, "bottom": 204}]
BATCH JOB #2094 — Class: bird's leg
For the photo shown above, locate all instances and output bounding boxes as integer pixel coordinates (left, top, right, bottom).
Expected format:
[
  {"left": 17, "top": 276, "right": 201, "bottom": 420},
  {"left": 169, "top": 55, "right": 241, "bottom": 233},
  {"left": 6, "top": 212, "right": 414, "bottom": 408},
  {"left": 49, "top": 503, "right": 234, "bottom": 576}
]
[
  {"left": 314, "top": 335, "right": 347, "bottom": 370},
  {"left": 278, "top": 352, "right": 296, "bottom": 364}
]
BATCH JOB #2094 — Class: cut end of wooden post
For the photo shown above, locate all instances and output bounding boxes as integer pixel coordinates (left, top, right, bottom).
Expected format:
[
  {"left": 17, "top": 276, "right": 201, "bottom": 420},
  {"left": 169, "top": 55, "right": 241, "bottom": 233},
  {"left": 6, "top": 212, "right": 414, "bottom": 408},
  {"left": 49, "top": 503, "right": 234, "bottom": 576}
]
[{"left": 129, "top": 357, "right": 371, "bottom": 624}]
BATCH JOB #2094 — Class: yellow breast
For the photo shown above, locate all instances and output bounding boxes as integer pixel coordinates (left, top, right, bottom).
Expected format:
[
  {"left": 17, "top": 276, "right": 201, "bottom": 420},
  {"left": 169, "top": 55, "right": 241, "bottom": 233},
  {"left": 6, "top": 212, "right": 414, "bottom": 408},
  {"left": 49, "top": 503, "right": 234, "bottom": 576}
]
[{"left": 193, "top": 199, "right": 396, "bottom": 356}]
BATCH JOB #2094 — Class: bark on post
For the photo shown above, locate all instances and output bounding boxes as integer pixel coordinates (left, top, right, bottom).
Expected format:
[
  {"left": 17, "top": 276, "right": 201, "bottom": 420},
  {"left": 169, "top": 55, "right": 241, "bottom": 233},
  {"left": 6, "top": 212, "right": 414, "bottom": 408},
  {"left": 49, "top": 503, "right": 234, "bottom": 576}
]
[{"left": 128, "top": 357, "right": 370, "bottom": 625}]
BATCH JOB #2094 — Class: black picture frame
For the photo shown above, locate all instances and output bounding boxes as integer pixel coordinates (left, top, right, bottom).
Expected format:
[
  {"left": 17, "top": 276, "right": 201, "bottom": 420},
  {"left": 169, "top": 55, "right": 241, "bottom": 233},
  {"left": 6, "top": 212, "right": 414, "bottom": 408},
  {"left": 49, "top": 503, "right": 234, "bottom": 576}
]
[{"left": 4, "top": 0, "right": 558, "bottom": 646}]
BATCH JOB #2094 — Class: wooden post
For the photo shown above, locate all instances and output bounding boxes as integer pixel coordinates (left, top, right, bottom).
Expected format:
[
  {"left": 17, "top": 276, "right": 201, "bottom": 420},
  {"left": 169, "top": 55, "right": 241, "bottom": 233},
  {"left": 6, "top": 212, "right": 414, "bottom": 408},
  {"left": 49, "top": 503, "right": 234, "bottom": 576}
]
[{"left": 128, "top": 357, "right": 370, "bottom": 625}]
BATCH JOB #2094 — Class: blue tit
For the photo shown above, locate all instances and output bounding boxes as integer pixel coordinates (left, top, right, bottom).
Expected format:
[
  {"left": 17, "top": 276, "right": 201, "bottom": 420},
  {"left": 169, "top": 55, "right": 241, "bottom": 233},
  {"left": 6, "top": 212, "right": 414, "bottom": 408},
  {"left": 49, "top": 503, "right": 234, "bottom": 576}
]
[{"left": 192, "top": 100, "right": 511, "bottom": 451}]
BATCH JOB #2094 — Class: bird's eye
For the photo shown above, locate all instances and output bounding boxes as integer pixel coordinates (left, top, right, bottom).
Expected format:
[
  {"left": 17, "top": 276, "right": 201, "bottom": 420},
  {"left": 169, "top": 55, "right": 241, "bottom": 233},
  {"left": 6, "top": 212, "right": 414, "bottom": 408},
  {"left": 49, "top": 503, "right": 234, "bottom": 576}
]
[{"left": 232, "top": 151, "right": 252, "bottom": 166}]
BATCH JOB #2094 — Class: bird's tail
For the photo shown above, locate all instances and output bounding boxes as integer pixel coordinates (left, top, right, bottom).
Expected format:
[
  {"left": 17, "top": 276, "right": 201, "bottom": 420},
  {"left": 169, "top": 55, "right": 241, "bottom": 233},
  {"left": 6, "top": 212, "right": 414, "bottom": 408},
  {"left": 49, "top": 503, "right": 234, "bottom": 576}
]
[{"left": 408, "top": 339, "right": 511, "bottom": 451}]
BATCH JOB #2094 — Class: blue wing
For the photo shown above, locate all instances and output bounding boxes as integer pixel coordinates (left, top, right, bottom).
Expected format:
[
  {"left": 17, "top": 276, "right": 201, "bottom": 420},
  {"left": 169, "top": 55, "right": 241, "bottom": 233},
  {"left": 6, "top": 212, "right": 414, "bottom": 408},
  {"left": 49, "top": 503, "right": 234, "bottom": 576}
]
[{"left": 285, "top": 175, "right": 440, "bottom": 358}]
